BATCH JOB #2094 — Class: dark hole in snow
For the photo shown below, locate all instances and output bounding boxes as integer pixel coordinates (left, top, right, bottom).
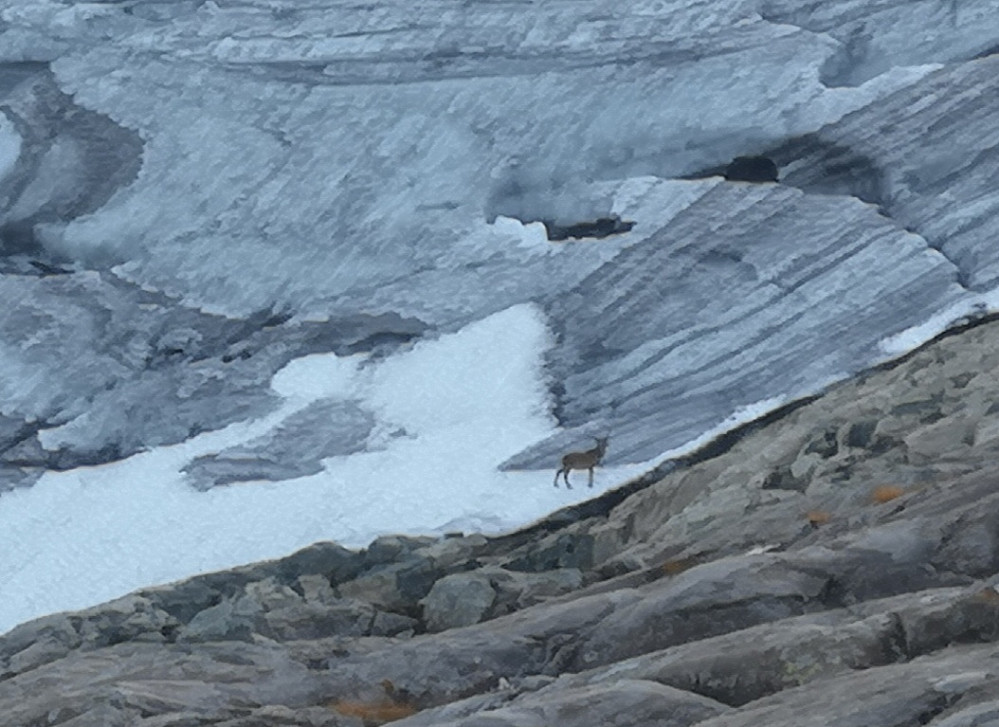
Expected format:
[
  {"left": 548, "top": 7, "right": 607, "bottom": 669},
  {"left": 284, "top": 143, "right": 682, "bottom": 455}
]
[
  {"left": 0, "top": 222, "right": 73, "bottom": 275},
  {"left": 972, "top": 43, "right": 999, "bottom": 60},
  {"left": 724, "top": 155, "right": 779, "bottom": 183},
  {"left": 0, "top": 222, "right": 44, "bottom": 256},
  {"left": 542, "top": 215, "right": 635, "bottom": 241}
]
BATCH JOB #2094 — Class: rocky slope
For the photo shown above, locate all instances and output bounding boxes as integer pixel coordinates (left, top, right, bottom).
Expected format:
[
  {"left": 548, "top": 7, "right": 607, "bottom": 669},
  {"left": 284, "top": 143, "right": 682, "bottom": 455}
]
[{"left": 6, "top": 313, "right": 999, "bottom": 725}]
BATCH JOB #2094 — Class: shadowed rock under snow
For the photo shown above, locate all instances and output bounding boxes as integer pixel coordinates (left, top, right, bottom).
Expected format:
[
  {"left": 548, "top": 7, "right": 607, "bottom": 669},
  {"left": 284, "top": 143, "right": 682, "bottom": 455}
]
[{"left": 183, "top": 399, "right": 376, "bottom": 491}]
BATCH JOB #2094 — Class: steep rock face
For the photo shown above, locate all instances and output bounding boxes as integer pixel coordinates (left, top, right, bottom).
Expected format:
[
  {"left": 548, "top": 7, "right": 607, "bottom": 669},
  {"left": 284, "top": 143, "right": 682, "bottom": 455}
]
[{"left": 7, "top": 315, "right": 999, "bottom": 724}]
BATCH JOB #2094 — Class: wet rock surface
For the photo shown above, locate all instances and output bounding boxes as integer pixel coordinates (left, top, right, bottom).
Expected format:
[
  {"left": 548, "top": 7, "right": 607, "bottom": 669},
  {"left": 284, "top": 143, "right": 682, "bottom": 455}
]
[{"left": 8, "top": 315, "right": 999, "bottom": 724}]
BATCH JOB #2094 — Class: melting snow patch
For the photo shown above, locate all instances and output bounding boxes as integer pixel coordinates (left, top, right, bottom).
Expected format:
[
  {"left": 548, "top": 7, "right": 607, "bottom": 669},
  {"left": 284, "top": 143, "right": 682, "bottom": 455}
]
[
  {"left": 743, "top": 544, "right": 781, "bottom": 556},
  {"left": 0, "top": 303, "right": 640, "bottom": 635},
  {"left": 652, "top": 395, "right": 790, "bottom": 463}
]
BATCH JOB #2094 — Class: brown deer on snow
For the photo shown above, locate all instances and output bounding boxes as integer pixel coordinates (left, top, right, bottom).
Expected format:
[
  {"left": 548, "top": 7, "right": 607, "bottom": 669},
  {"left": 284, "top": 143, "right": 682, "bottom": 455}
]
[{"left": 554, "top": 437, "right": 608, "bottom": 489}]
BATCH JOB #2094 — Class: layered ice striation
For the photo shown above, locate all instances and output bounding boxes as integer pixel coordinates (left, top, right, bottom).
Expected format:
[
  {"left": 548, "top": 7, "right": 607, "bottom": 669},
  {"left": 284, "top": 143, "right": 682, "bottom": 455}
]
[
  {"left": 776, "top": 56, "right": 999, "bottom": 291},
  {"left": 507, "top": 179, "right": 967, "bottom": 467},
  {"left": 0, "top": 0, "right": 997, "bottom": 481}
]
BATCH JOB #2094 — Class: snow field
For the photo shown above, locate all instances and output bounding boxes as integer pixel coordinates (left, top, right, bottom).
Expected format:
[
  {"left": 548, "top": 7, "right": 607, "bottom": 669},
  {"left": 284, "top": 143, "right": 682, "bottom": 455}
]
[{"left": 0, "top": 304, "right": 649, "bottom": 635}]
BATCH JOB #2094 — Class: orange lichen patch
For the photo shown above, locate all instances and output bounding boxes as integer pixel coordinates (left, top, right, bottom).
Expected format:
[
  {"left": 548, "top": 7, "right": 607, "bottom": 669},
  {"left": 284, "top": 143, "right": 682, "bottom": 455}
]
[
  {"left": 806, "top": 510, "right": 831, "bottom": 527},
  {"left": 328, "top": 700, "right": 419, "bottom": 726},
  {"left": 970, "top": 586, "right": 999, "bottom": 604},
  {"left": 871, "top": 485, "right": 905, "bottom": 504},
  {"left": 327, "top": 681, "right": 419, "bottom": 726},
  {"left": 661, "top": 557, "right": 698, "bottom": 576}
]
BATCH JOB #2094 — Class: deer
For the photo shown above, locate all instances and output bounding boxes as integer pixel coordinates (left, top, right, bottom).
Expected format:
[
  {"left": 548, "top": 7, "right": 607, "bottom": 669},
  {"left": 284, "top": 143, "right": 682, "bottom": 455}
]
[{"left": 554, "top": 437, "right": 609, "bottom": 489}]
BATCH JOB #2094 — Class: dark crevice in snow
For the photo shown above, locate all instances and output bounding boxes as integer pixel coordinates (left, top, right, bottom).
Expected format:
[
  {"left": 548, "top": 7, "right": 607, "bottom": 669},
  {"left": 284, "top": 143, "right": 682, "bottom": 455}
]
[
  {"left": 771, "top": 138, "right": 886, "bottom": 207},
  {"left": 724, "top": 156, "right": 779, "bottom": 183},
  {"left": 541, "top": 216, "right": 635, "bottom": 242},
  {"left": 0, "top": 222, "right": 74, "bottom": 276},
  {"left": 972, "top": 43, "right": 999, "bottom": 60},
  {"left": 770, "top": 136, "right": 972, "bottom": 292},
  {"left": 683, "top": 154, "right": 783, "bottom": 185},
  {"left": 484, "top": 172, "right": 635, "bottom": 241}
]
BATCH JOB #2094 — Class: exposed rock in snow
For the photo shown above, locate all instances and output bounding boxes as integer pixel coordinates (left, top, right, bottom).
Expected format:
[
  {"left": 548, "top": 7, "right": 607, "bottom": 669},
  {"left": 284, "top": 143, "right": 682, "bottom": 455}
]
[{"left": 183, "top": 398, "right": 376, "bottom": 490}]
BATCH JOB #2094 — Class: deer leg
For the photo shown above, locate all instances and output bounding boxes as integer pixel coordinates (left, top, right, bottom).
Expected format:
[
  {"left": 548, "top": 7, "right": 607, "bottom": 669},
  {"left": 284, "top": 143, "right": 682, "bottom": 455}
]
[
  {"left": 588, "top": 467, "right": 594, "bottom": 487},
  {"left": 564, "top": 469, "right": 573, "bottom": 489},
  {"left": 554, "top": 468, "right": 563, "bottom": 488}
]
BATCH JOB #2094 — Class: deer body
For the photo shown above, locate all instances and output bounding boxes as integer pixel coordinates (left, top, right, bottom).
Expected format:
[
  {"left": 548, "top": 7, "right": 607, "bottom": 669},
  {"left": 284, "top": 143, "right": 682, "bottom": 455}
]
[{"left": 554, "top": 437, "right": 608, "bottom": 489}]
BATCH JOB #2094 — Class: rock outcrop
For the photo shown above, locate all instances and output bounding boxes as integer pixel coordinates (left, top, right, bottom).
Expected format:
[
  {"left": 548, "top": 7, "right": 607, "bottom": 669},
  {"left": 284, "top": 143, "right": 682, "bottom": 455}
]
[{"left": 7, "top": 314, "right": 999, "bottom": 725}]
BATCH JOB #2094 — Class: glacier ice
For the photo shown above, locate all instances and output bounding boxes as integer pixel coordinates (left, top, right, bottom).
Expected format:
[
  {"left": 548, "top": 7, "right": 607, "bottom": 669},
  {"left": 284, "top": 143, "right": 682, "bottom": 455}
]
[{"left": 0, "top": 0, "right": 994, "bottom": 473}]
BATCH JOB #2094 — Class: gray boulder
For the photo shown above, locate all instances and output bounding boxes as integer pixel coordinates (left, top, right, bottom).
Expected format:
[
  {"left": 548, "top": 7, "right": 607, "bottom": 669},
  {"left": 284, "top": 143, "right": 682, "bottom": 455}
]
[
  {"left": 395, "top": 679, "right": 729, "bottom": 727},
  {"left": 421, "top": 567, "right": 584, "bottom": 632},
  {"left": 420, "top": 572, "right": 497, "bottom": 632}
]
